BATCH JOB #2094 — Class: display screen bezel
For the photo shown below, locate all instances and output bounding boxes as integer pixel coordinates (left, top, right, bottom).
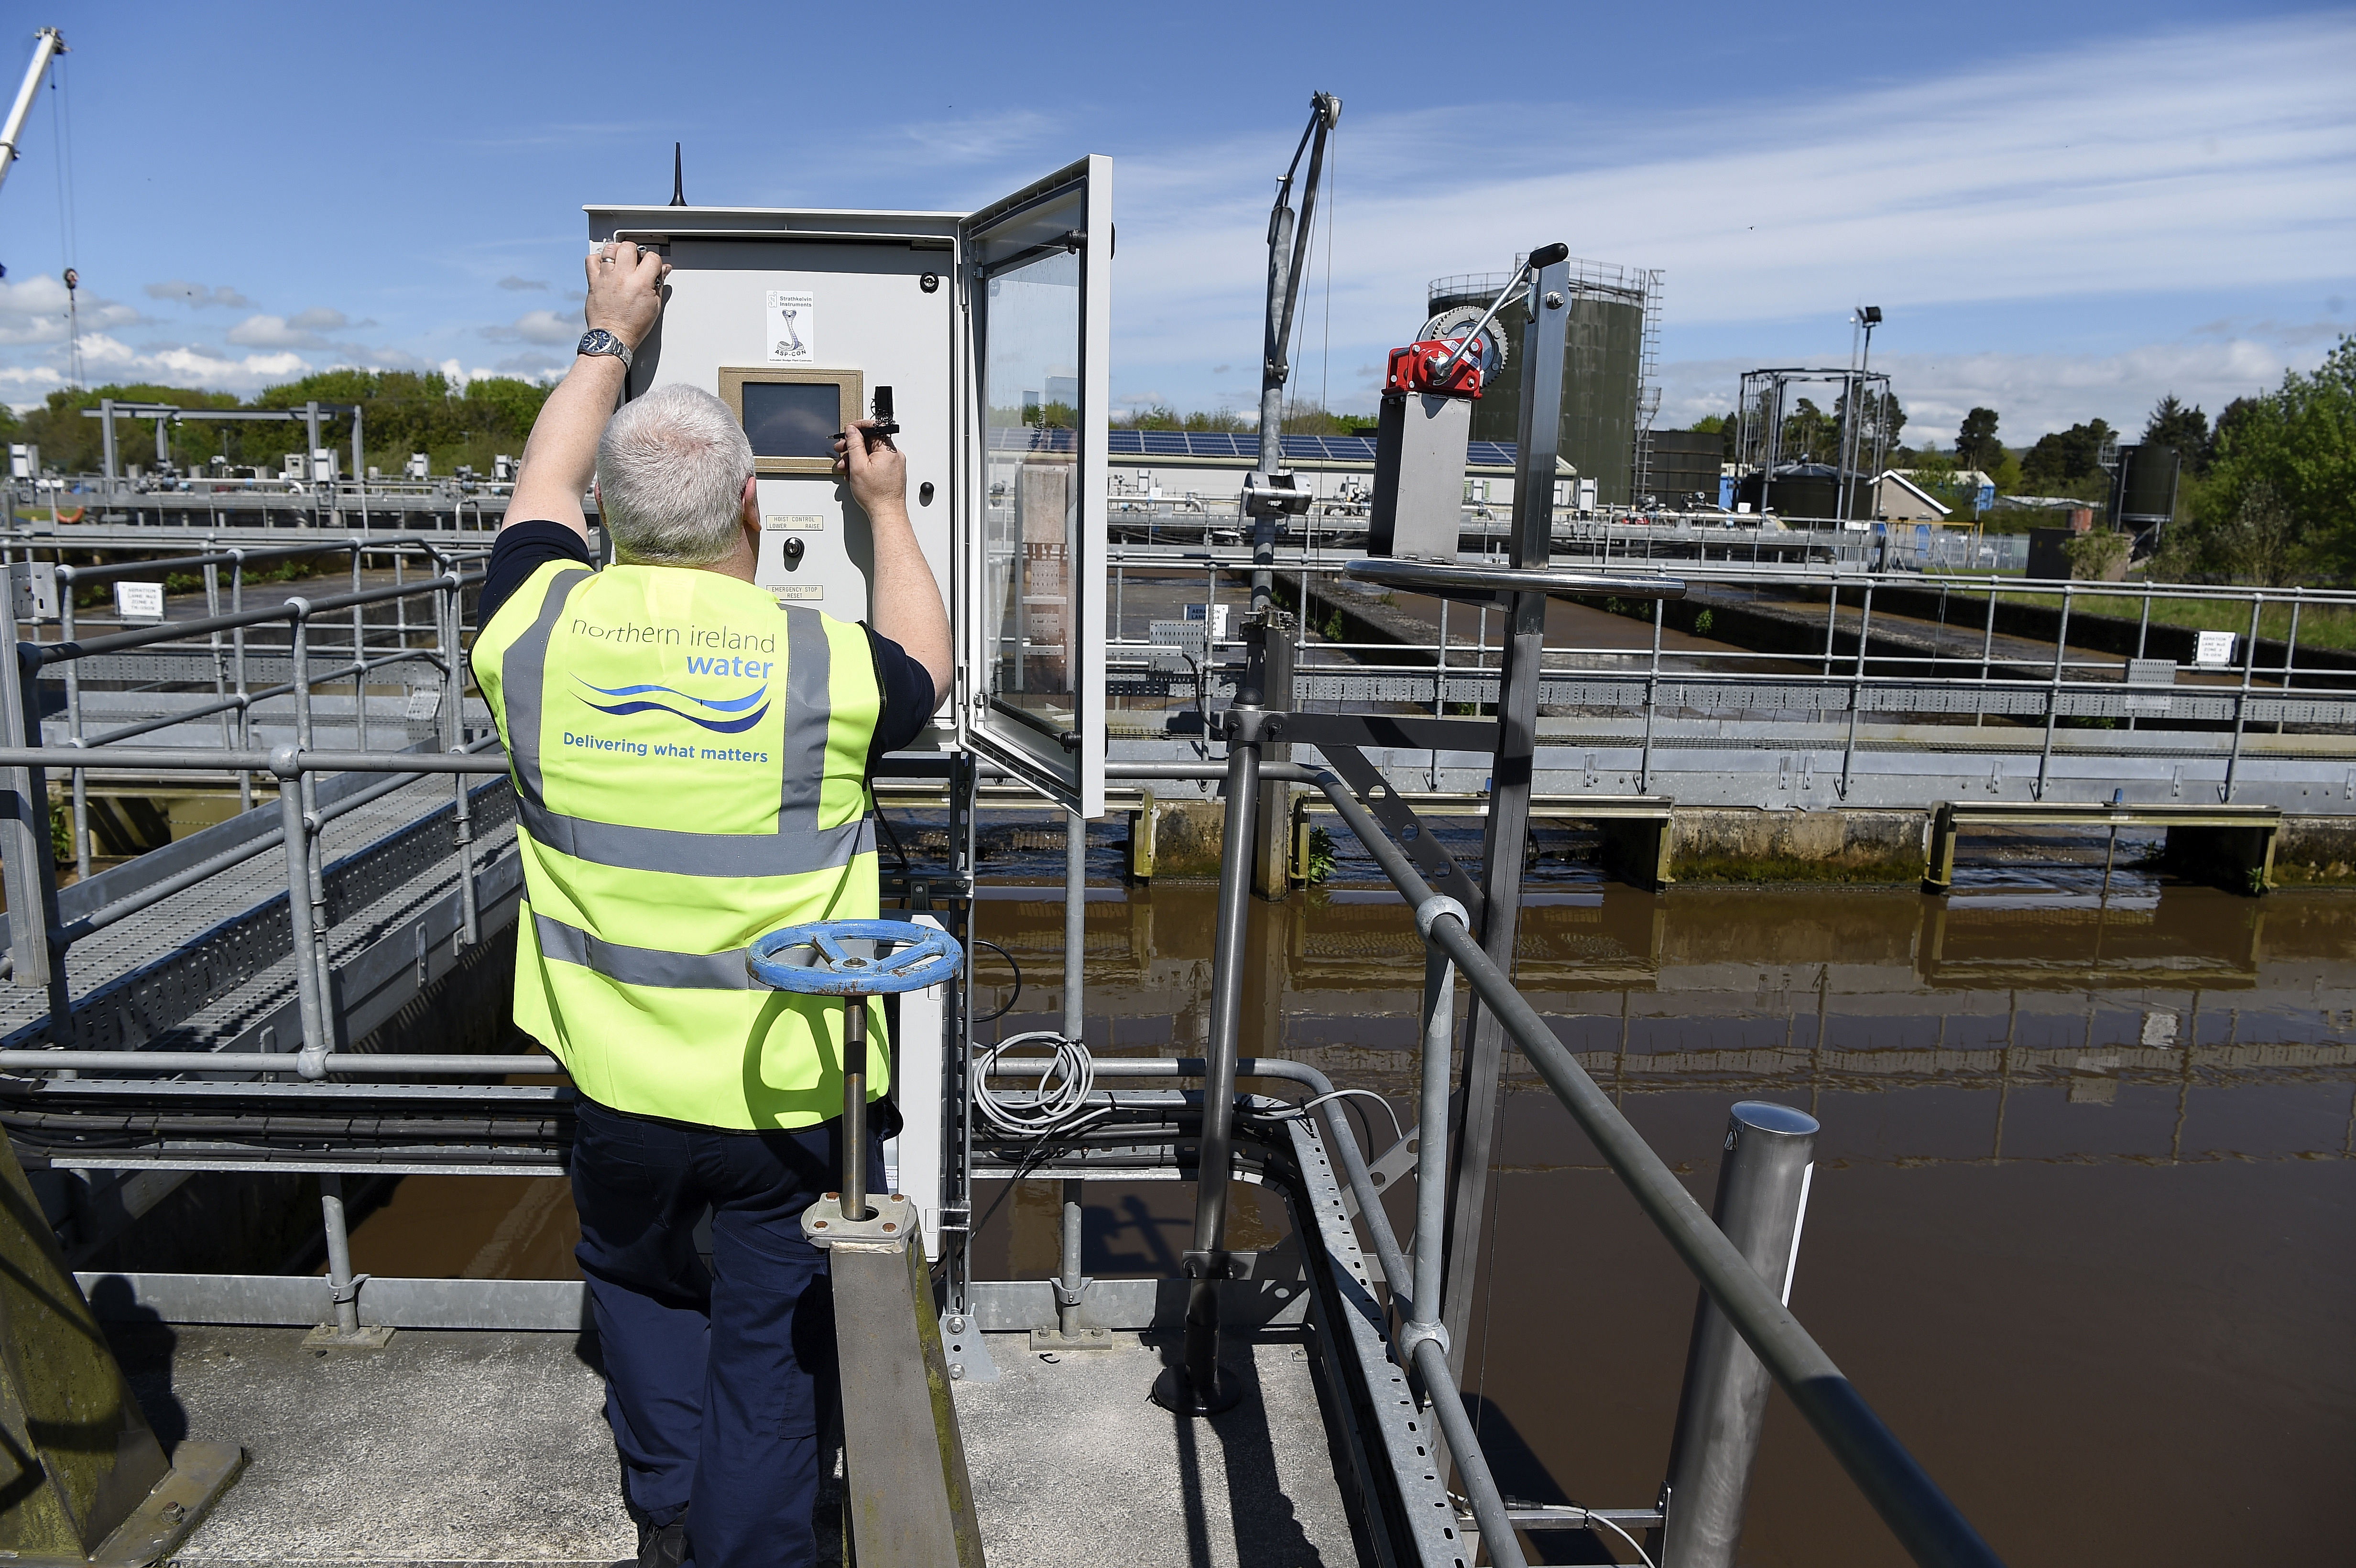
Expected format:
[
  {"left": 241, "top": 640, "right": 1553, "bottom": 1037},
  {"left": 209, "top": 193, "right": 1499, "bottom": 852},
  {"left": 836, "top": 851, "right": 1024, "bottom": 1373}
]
[{"left": 717, "top": 367, "right": 864, "bottom": 476}]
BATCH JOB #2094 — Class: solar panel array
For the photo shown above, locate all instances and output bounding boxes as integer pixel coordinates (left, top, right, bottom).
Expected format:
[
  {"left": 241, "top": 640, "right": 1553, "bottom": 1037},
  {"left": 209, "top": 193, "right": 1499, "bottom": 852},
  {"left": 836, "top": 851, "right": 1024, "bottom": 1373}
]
[{"left": 1102, "top": 430, "right": 1524, "bottom": 467}]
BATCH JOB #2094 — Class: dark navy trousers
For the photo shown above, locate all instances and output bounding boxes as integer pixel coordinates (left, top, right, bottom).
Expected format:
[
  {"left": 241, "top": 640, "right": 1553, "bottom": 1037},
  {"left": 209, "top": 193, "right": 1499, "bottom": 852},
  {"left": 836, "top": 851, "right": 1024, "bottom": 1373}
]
[{"left": 569, "top": 1096, "right": 886, "bottom": 1568}]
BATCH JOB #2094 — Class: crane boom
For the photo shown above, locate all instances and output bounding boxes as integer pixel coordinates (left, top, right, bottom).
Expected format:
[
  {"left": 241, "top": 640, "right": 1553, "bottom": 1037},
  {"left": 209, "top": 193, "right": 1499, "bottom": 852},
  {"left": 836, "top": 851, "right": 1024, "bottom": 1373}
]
[{"left": 0, "top": 27, "right": 66, "bottom": 200}]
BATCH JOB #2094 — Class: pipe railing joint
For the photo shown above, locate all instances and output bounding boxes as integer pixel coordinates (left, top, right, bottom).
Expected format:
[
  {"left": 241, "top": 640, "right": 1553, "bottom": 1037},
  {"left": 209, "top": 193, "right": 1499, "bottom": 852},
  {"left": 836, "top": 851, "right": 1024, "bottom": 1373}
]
[
  {"left": 1396, "top": 1318, "right": 1450, "bottom": 1362},
  {"left": 1412, "top": 894, "right": 1468, "bottom": 942}
]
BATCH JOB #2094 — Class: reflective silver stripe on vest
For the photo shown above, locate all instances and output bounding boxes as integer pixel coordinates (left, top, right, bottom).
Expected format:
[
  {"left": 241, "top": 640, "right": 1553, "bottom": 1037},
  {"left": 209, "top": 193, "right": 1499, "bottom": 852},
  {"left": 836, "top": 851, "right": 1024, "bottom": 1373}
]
[
  {"left": 518, "top": 799, "right": 875, "bottom": 877},
  {"left": 534, "top": 911, "right": 753, "bottom": 991},
  {"left": 501, "top": 577, "right": 873, "bottom": 876},
  {"left": 502, "top": 567, "right": 594, "bottom": 820},
  {"left": 777, "top": 606, "right": 829, "bottom": 835}
]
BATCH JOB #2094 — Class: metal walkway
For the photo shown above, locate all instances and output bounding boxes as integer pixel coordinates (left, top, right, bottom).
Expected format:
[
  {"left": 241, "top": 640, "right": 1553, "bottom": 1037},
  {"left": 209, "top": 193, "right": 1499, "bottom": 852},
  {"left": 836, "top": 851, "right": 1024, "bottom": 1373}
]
[{"left": 0, "top": 768, "right": 516, "bottom": 1057}]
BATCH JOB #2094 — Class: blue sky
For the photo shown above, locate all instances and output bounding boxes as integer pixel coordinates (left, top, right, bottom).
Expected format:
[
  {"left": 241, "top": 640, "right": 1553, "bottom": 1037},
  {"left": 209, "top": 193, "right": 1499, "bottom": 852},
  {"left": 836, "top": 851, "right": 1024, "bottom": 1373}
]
[{"left": 0, "top": 1, "right": 2348, "bottom": 447}]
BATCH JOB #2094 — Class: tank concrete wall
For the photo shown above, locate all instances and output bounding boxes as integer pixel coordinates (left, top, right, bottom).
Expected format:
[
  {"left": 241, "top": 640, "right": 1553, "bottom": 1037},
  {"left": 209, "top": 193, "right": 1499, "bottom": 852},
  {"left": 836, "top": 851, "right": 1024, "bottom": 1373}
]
[{"left": 1666, "top": 807, "right": 1930, "bottom": 886}]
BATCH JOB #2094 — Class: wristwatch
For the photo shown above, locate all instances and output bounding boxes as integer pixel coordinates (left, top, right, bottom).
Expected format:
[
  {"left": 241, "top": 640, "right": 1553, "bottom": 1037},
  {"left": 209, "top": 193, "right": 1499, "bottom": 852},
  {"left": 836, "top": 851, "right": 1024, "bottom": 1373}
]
[{"left": 578, "top": 328, "right": 633, "bottom": 368}]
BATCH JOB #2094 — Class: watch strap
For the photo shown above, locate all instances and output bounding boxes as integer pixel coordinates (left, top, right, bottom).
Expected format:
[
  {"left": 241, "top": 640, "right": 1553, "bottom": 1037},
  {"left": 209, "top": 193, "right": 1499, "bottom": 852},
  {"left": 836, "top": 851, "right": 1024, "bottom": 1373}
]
[{"left": 578, "top": 329, "right": 633, "bottom": 369}]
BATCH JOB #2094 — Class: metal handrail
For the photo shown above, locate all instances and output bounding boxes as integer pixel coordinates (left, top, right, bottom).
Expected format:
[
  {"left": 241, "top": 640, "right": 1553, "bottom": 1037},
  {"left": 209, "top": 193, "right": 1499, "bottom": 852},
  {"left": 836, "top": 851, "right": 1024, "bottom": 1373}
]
[
  {"left": 24, "top": 572, "right": 469, "bottom": 666},
  {"left": 1255, "top": 759, "right": 2005, "bottom": 1568}
]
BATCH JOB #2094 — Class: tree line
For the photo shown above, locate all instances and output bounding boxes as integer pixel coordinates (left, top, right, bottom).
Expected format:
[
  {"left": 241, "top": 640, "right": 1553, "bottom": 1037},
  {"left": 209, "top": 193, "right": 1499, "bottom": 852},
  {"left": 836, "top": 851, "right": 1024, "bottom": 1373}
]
[{"left": 0, "top": 370, "right": 555, "bottom": 479}]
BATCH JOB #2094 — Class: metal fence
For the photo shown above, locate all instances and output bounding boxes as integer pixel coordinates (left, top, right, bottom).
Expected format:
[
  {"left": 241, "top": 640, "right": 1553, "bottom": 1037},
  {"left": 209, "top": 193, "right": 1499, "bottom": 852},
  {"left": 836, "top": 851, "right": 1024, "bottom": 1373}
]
[{"left": 1107, "top": 552, "right": 2356, "bottom": 804}]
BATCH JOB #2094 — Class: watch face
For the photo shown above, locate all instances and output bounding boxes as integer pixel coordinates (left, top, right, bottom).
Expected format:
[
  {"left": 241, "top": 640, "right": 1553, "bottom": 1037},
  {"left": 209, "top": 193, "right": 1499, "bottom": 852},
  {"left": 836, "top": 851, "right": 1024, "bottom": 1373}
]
[{"left": 581, "top": 331, "right": 609, "bottom": 350}]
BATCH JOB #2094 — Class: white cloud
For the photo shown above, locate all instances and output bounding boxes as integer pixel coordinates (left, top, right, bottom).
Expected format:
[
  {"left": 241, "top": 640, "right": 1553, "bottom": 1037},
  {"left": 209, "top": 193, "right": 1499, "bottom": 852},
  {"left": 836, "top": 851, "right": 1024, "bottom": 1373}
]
[
  {"left": 225, "top": 314, "right": 322, "bottom": 349},
  {"left": 0, "top": 275, "right": 139, "bottom": 347},
  {"left": 222, "top": 307, "right": 366, "bottom": 349},
  {"left": 144, "top": 280, "right": 252, "bottom": 310},
  {"left": 484, "top": 309, "right": 578, "bottom": 346},
  {"left": 497, "top": 276, "right": 548, "bottom": 291},
  {"left": 1102, "top": 14, "right": 2356, "bottom": 418},
  {"left": 73, "top": 333, "right": 312, "bottom": 394}
]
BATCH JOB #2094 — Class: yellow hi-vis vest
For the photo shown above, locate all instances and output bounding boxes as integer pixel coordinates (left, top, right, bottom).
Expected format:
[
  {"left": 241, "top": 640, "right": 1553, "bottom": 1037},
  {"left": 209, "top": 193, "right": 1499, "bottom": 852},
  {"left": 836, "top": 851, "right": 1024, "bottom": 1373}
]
[{"left": 473, "top": 559, "right": 886, "bottom": 1129}]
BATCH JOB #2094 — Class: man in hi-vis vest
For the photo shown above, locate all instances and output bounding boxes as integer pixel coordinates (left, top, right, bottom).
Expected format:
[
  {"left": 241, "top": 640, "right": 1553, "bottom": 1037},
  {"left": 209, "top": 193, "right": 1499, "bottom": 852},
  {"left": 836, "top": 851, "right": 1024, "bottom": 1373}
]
[{"left": 473, "top": 241, "right": 949, "bottom": 1568}]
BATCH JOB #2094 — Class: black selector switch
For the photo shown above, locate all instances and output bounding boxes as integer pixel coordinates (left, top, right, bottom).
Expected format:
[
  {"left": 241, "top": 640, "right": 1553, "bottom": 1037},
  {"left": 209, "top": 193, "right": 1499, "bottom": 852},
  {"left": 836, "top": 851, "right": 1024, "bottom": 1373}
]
[{"left": 782, "top": 536, "right": 805, "bottom": 567}]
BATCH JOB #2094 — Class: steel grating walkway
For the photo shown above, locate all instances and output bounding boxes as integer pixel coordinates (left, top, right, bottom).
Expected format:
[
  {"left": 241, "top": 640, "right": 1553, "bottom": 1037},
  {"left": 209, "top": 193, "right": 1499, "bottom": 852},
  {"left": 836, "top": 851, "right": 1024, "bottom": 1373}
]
[{"left": 0, "top": 770, "right": 519, "bottom": 1056}]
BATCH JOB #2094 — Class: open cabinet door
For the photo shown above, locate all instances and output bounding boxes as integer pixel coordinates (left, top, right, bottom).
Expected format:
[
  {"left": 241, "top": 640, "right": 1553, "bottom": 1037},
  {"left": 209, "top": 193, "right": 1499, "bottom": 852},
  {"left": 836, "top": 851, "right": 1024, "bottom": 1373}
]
[{"left": 958, "top": 155, "right": 1111, "bottom": 818}]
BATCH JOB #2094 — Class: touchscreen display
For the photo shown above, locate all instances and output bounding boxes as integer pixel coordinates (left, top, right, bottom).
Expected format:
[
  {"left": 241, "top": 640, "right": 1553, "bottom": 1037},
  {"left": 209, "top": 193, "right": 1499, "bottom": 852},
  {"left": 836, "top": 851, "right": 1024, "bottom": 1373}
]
[{"left": 741, "top": 381, "right": 840, "bottom": 460}]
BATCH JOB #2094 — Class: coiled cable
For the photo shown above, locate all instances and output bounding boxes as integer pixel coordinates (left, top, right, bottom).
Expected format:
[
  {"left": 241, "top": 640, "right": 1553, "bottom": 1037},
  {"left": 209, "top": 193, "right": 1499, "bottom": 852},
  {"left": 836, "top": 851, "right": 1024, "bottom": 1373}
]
[{"left": 972, "top": 1029, "right": 1096, "bottom": 1136}]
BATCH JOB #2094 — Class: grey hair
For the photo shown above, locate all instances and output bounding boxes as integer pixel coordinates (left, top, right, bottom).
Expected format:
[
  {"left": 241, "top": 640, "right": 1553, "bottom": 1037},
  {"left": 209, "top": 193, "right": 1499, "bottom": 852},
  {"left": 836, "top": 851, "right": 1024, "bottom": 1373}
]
[{"left": 595, "top": 383, "right": 755, "bottom": 565}]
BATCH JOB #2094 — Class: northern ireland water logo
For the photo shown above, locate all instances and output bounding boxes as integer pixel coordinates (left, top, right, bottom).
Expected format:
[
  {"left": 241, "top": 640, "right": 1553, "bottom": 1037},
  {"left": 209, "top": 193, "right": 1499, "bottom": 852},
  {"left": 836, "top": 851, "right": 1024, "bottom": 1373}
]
[{"left": 572, "top": 677, "right": 770, "bottom": 734}]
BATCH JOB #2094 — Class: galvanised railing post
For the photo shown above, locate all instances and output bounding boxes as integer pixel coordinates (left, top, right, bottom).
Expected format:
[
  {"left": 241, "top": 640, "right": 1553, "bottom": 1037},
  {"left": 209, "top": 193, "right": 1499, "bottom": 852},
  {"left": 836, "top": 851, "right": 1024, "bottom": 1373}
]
[
  {"left": 2279, "top": 589, "right": 2301, "bottom": 738},
  {"left": 2128, "top": 582, "right": 2154, "bottom": 733},
  {"left": 2035, "top": 585, "right": 2072, "bottom": 801},
  {"left": 318, "top": 1173, "right": 364, "bottom": 1336},
  {"left": 1255, "top": 760, "right": 2005, "bottom": 1568},
  {"left": 1841, "top": 581, "right": 1873, "bottom": 799},
  {"left": 58, "top": 567, "right": 87, "bottom": 881},
  {"left": 1154, "top": 704, "right": 1263, "bottom": 1419},
  {"left": 438, "top": 565, "right": 479, "bottom": 947},
  {"left": 203, "top": 554, "right": 232, "bottom": 753},
  {"left": 2224, "top": 595, "right": 2262, "bottom": 804},
  {"left": 349, "top": 544, "right": 369, "bottom": 753},
  {"left": 271, "top": 745, "right": 331, "bottom": 1079},
  {"left": 288, "top": 602, "right": 333, "bottom": 1018},
  {"left": 1405, "top": 915, "right": 1461, "bottom": 1353},
  {"left": 1659, "top": 1100, "right": 1820, "bottom": 1568},
  {"left": 1974, "top": 584, "right": 1997, "bottom": 728},
  {"left": 1640, "top": 595, "right": 1663, "bottom": 793},
  {"left": 231, "top": 549, "right": 251, "bottom": 812},
  {"left": 1822, "top": 581, "right": 1839, "bottom": 681}
]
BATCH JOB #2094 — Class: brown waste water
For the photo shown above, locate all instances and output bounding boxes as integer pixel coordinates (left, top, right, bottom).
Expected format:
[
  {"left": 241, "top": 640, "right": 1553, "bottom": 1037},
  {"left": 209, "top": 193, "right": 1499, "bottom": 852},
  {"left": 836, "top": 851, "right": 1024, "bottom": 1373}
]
[{"left": 341, "top": 822, "right": 2356, "bottom": 1567}]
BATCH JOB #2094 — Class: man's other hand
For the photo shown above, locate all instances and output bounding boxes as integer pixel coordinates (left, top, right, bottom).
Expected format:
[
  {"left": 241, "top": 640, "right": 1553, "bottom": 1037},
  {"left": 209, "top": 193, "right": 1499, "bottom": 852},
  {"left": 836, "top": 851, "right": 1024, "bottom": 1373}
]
[
  {"left": 835, "top": 421, "right": 908, "bottom": 520},
  {"left": 584, "top": 241, "right": 670, "bottom": 351}
]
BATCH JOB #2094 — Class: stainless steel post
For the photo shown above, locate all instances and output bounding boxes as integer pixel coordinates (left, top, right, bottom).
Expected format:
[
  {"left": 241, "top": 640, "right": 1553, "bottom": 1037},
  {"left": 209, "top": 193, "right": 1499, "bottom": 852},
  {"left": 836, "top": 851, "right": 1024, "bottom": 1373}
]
[
  {"left": 1659, "top": 1100, "right": 1820, "bottom": 1568},
  {"left": 840, "top": 998, "right": 870, "bottom": 1222}
]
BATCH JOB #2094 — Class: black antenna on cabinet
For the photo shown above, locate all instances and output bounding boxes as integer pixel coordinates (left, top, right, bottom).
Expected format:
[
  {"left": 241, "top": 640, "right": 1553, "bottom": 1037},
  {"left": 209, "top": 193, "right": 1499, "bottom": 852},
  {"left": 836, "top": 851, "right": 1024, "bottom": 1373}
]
[{"left": 670, "top": 142, "right": 686, "bottom": 207}]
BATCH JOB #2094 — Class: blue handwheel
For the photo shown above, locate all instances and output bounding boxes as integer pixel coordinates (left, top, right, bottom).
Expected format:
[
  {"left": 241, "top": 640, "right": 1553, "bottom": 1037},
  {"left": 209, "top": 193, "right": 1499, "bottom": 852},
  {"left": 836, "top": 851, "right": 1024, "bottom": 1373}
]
[{"left": 748, "top": 919, "right": 964, "bottom": 996}]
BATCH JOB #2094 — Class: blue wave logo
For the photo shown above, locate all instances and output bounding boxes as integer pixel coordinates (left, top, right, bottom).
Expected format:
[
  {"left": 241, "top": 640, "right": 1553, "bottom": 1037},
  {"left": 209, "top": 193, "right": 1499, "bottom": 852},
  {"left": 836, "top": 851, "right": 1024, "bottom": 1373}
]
[{"left": 572, "top": 677, "right": 771, "bottom": 734}]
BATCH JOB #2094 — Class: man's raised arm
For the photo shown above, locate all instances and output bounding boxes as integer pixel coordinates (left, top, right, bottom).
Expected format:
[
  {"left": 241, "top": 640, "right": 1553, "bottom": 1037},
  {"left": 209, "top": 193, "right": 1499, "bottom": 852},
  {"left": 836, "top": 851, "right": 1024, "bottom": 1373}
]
[{"left": 505, "top": 241, "right": 670, "bottom": 545}]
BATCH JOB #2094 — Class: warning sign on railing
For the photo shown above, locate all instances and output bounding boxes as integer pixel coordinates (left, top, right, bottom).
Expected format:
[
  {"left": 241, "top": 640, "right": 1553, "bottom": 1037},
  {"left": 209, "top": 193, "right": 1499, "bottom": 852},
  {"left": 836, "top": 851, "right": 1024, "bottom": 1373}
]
[
  {"left": 113, "top": 581, "right": 164, "bottom": 621},
  {"left": 2193, "top": 630, "right": 2237, "bottom": 668}
]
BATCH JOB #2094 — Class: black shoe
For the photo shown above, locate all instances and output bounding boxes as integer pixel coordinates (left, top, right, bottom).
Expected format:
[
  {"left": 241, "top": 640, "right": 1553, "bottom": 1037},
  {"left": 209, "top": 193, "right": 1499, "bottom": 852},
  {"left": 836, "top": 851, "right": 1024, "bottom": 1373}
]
[{"left": 638, "top": 1519, "right": 688, "bottom": 1568}]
